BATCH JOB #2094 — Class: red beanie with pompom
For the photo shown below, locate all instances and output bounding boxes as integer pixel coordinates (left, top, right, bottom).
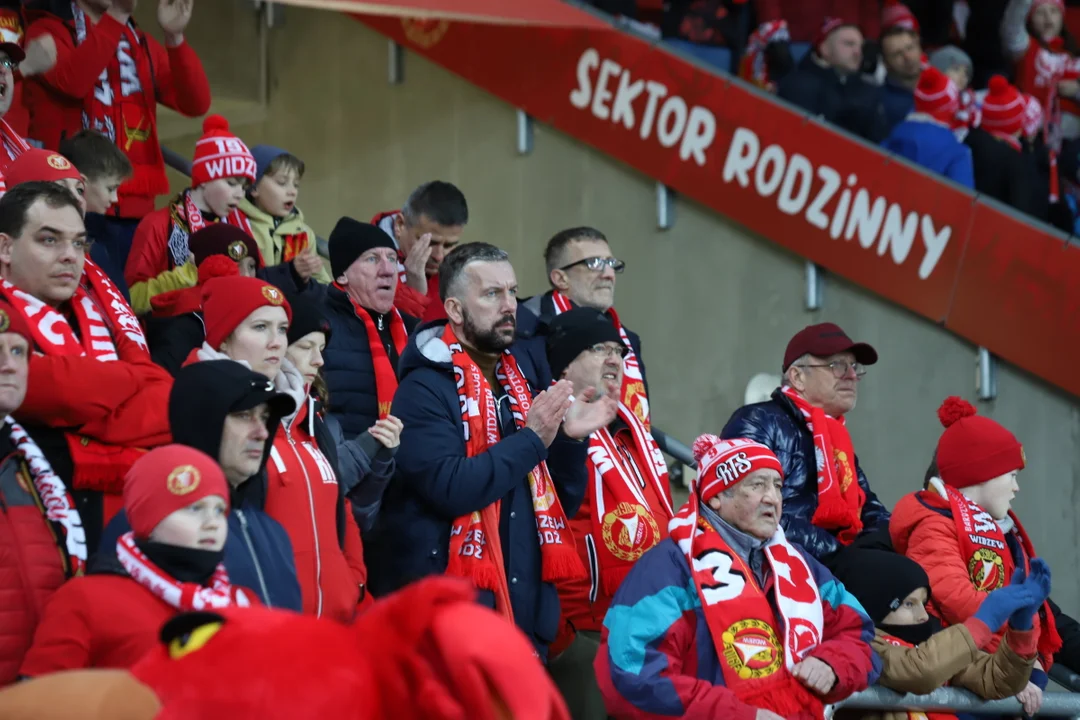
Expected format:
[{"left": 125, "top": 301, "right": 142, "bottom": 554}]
[
  {"left": 692, "top": 434, "right": 783, "bottom": 501},
  {"left": 980, "top": 76, "right": 1026, "bottom": 137},
  {"left": 191, "top": 115, "right": 257, "bottom": 188},
  {"left": 935, "top": 396, "right": 1025, "bottom": 488},
  {"left": 197, "top": 254, "right": 240, "bottom": 285}
]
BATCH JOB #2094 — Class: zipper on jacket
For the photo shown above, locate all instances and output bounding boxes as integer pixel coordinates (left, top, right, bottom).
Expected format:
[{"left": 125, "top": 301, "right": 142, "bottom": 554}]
[
  {"left": 236, "top": 509, "right": 273, "bottom": 608},
  {"left": 284, "top": 410, "right": 323, "bottom": 617}
]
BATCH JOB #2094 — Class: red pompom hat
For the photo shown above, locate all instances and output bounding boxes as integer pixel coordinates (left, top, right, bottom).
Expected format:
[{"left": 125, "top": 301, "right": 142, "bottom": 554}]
[
  {"left": 935, "top": 396, "right": 1025, "bottom": 489},
  {"left": 191, "top": 115, "right": 257, "bottom": 188},
  {"left": 692, "top": 434, "right": 783, "bottom": 501},
  {"left": 981, "top": 76, "right": 1026, "bottom": 137},
  {"left": 882, "top": 0, "right": 920, "bottom": 34},
  {"left": 123, "top": 444, "right": 229, "bottom": 539},
  {"left": 201, "top": 276, "right": 292, "bottom": 350},
  {"left": 914, "top": 67, "right": 959, "bottom": 124}
]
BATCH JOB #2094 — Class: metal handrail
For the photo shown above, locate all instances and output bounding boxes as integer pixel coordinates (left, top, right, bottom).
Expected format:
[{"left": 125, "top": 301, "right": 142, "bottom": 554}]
[
  {"left": 839, "top": 685, "right": 1080, "bottom": 717},
  {"left": 1053, "top": 664, "right": 1080, "bottom": 693},
  {"left": 652, "top": 427, "right": 695, "bottom": 469}
]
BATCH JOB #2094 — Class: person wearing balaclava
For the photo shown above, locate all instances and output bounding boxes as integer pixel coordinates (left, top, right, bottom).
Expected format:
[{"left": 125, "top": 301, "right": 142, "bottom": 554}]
[
  {"left": 19, "top": 445, "right": 253, "bottom": 677},
  {"left": 832, "top": 549, "right": 1046, "bottom": 705}
]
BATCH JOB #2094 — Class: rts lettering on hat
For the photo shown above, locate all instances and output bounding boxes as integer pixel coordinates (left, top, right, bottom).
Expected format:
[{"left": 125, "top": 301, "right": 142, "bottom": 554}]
[
  {"left": 167, "top": 465, "right": 201, "bottom": 496},
  {"left": 262, "top": 286, "right": 283, "bottom": 305},
  {"left": 714, "top": 451, "right": 753, "bottom": 486}
]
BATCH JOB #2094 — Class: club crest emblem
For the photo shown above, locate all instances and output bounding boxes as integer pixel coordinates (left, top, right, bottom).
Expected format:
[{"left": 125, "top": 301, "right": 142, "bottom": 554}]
[
  {"left": 167, "top": 465, "right": 201, "bottom": 496},
  {"left": 601, "top": 501, "right": 660, "bottom": 562},
  {"left": 722, "top": 619, "right": 782, "bottom": 679}
]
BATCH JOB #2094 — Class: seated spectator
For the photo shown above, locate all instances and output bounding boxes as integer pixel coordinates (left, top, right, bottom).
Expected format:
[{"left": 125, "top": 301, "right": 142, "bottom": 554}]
[
  {"left": 19, "top": 445, "right": 253, "bottom": 677},
  {"left": 661, "top": 0, "right": 751, "bottom": 73},
  {"left": 778, "top": 19, "right": 890, "bottom": 143},
  {"left": 753, "top": 0, "right": 881, "bottom": 58},
  {"left": 239, "top": 145, "right": 332, "bottom": 287},
  {"left": 882, "top": 66, "right": 975, "bottom": 187},
  {"left": 145, "top": 224, "right": 260, "bottom": 375},
  {"left": 738, "top": 20, "right": 795, "bottom": 91},
  {"left": 596, "top": 435, "right": 879, "bottom": 718},
  {"left": 367, "top": 242, "right": 615, "bottom": 657},
  {"left": 125, "top": 115, "right": 256, "bottom": 315},
  {"left": 0, "top": 299, "right": 86, "bottom": 684},
  {"left": 833, "top": 549, "right": 1043, "bottom": 702},
  {"left": 891, "top": 397, "right": 1062, "bottom": 713},
  {"left": 0, "top": 182, "right": 172, "bottom": 550},
  {"left": 322, "top": 217, "right": 418, "bottom": 440},
  {"left": 24, "top": 0, "right": 211, "bottom": 266},
  {"left": 721, "top": 323, "right": 889, "bottom": 566},
  {"left": 102, "top": 360, "right": 303, "bottom": 610},
  {"left": 543, "top": 308, "right": 675, "bottom": 719},
  {"left": 372, "top": 180, "right": 467, "bottom": 322},
  {"left": 879, "top": 25, "right": 924, "bottom": 132}
]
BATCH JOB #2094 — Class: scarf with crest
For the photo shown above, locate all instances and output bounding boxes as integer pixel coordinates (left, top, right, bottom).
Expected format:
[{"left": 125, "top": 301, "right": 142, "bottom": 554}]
[
  {"left": 442, "top": 324, "right": 583, "bottom": 621},
  {"left": 117, "top": 531, "right": 251, "bottom": 611},
  {"left": 166, "top": 190, "right": 254, "bottom": 270}
]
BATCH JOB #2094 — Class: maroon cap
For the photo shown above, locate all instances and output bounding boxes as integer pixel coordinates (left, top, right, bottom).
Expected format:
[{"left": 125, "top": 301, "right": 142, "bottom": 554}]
[
  {"left": 782, "top": 322, "right": 878, "bottom": 371},
  {"left": 0, "top": 42, "right": 25, "bottom": 64}
]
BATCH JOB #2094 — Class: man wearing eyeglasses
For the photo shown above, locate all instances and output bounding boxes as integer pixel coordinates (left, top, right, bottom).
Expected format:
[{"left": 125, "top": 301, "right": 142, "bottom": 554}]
[
  {"left": 542, "top": 307, "right": 675, "bottom": 720},
  {"left": 720, "top": 322, "right": 891, "bottom": 568},
  {"left": 519, "top": 226, "right": 650, "bottom": 428}
]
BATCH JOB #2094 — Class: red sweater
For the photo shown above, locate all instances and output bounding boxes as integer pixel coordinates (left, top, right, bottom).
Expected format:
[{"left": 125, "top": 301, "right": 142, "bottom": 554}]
[
  {"left": 24, "top": 9, "right": 211, "bottom": 219},
  {"left": 753, "top": 0, "right": 881, "bottom": 43}
]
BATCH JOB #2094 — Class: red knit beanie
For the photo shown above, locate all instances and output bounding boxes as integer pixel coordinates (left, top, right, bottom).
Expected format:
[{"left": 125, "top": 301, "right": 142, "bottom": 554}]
[
  {"left": 123, "top": 444, "right": 229, "bottom": 539},
  {"left": 914, "top": 67, "right": 959, "bottom": 123},
  {"left": 191, "top": 115, "right": 257, "bottom": 188},
  {"left": 935, "top": 397, "right": 1025, "bottom": 489},
  {"left": 201, "top": 276, "right": 292, "bottom": 350},
  {"left": 882, "top": 0, "right": 920, "bottom": 34},
  {"left": 692, "top": 434, "right": 783, "bottom": 501},
  {"left": 814, "top": 17, "right": 856, "bottom": 52},
  {"left": 0, "top": 299, "right": 33, "bottom": 344},
  {"left": 5, "top": 149, "right": 82, "bottom": 187},
  {"left": 981, "top": 76, "right": 1026, "bottom": 136}
]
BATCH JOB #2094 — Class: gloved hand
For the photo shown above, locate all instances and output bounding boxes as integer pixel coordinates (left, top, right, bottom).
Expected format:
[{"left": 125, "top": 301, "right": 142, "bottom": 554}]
[
  {"left": 1009, "top": 559, "right": 1052, "bottom": 630},
  {"left": 973, "top": 568, "right": 1036, "bottom": 631}
]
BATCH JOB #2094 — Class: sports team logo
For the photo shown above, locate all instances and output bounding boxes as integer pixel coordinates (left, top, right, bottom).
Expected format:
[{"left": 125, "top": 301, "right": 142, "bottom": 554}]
[
  {"left": 401, "top": 18, "right": 450, "bottom": 49},
  {"left": 788, "top": 617, "right": 821, "bottom": 661},
  {"left": 601, "top": 501, "right": 660, "bottom": 562},
  {"left": 47, "top": 154, "right": 72, "bottom": 170},
  {"left": 721, "top": 619, "right": 782, "bottom": 680},
  {"left": 622, "top": 379, "right": 648, "bottom": 426},
  {"left": 968, "top": 548, "right": 1005, "bottom": 591},
  {"left": 261, "top": 286, "right": 283, "bottom": 305},
  {"left": 529, "top": 471, "right": 557, "bottom": 512},
  {"left": 834, "top": 449, "right": 854, "bottom": 491},
  {"left": 167, "top": 465, "right": 201, "bottom": 496},
  {"left": 227, "top": 240, "right": 248, "bottom": 261},
  {"left": 0, "top": 309, "right": 10, "bottom": 333}
]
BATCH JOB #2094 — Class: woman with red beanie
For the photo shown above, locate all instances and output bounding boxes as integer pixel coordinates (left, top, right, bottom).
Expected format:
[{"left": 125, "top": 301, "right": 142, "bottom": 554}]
[
  {"left": 891, "top": 396, "right": 1062, "bottom": 715},
  {"left": 19, "top": 444, "right": 254, "bottom": 677}
]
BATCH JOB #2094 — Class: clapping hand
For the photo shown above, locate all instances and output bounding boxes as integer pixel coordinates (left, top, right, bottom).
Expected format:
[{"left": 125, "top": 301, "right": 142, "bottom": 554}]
[
  {"left": 1009, "top": 558, "right": 1052, "bottom": 631},
  {"left": 561, "top": 386, "right": 618, "bottom": 440}
]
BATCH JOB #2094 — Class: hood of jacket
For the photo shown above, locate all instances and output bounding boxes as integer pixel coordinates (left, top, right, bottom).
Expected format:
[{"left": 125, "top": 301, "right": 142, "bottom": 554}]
[
  {"left": 398, "top": 319, "right": 455, "bottom": 381},
  {"left": 889, "top": 485, "right": 951, "bottom": 556}
]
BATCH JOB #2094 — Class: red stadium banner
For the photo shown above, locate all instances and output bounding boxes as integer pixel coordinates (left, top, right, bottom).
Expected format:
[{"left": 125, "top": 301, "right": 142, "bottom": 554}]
[
  {"left": 352, "top": 14, "right": 1080, "bottom": 398},
  {"left": 270, "top": 0, "right": 608, "bottom": 27}
]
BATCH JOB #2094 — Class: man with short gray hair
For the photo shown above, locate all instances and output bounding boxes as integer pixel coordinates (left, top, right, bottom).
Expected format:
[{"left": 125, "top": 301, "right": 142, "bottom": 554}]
[
  {"left": 365, "top": 241, "right": 618, "bottom": 658},
  {"left": 721, "top": 322, "right": 890, "bottom": 566}
]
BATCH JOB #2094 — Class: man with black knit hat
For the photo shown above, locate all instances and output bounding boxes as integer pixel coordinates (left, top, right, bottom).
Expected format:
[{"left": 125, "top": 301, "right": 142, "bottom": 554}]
[
  {"left": 544, "top": 307, "right": 674, "bottom": 720},
  {"left": 321, "top": 216, "right": 419, "bottom": 440},
  {"left": 100, "top": 360, "right": 302, "bottom": 610}
]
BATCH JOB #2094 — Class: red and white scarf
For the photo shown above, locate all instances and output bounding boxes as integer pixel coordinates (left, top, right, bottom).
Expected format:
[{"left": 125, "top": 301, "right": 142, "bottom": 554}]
[
  {"left": 338, "top": 286, "right": 408, "bottom": 419},
  {"left": 926, "top": 478, "right": 1062, "bottom": 664},
  {"left": 588, "top": 402, "right": 673, "bottom": 595},
  {"left": 781, "top": 386, "right": 865, "bottom": 545},
  {"left": 0, "top": 119, "right": 29, "bottom": 197},
  {"left": 443, "top": 324, "right": 583, "bottom": 621},
  {"left": 668, "top": 500, "right": 826, "bottom": 717},
  {"left": 166, "top": 190, "right": 253, "bottom": 270},
  {"left": 116, "top": 531, "right": 251, "bottom": 611},
  {"left": 551, "top": 291, "right": 650, "bottom": 428},
  {"left": 7, "top": 417, "right": 86, "bottom": 576}
]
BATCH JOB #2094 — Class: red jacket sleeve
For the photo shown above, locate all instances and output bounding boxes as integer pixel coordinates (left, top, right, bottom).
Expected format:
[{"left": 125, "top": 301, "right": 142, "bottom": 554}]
[
  {"left": 19, "top": 582, "right": 93, "bottom": 676},
  {"left": 395, "top": 283, "right": 429, "bottom": 319},
  {"left": 342, "top": 506, "right": 367, "bottom": 589},
  {"left": 146, "top": 35, "right": 211, "bottom": 118},
  {"left": 905, "top": 512, "right": 990, "bottom": 628},
  {"left": 806, "top": 561, "right": 880, "bottom": 703},
  {"left": 125, "top": 207, "right": 170, "bottom": 286},
  {"left": 26, "top": 14, "right": 125, "bottom": 101}
]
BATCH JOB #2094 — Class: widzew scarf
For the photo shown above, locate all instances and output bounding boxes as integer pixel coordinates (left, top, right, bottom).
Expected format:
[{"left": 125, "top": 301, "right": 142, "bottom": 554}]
[
  {"left": 166, "top": 190, "right": 254, "bottom": 270},
  {"left": 443, "top": 324, "right": 582, "bottom": 620},
  {"left": 668, "top": 501, "right": 826, "bottom": 717},
  {"left": 117, "top": 532, "right": 251, "bottom": 611},
  {"left": 7, "top": 417, "right": 86, "bottom": 577},
  {"left": 781, "top": 386, "right": 865, "bottom": 545},
  {"left": 0, "top": 118, "right": 29, "bottom": 196},
  {"left": 1, "top": 259, "right": 150, "bottom": 492},
  {"left": 550, "top": 291, "right": 650, "bottom": 428},
  {"left": 337, "top": 286, "right": 408, "bottom": 419},
  {"left": 927, "top": 478, "right": 1062, "bottom": 666},
  {"left": 588, "top": 402, "right": 674, "bottom": 595}
]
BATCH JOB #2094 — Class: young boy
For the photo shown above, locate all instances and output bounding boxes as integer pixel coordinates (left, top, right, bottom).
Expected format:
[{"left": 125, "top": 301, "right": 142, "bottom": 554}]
[
  {"left": 124, "top": 115, "right": 256, "bottom": 315},
  {"left": 240, "top": 144, "right": 331, "bottom": 286}
]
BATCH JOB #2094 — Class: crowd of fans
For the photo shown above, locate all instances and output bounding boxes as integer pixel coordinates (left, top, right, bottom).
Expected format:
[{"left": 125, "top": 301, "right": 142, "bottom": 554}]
[
  {"left": 0, "top": 0, "right": 1074, "bottom": 718},
  {"left": 589, "top": 0, "right": 1080, "bottom": 234}
]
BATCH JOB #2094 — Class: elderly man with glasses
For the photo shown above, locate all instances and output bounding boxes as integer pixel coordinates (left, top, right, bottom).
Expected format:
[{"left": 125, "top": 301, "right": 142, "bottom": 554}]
[
  {"left": 721, "top": 323, "right": 890, "bottom": 568},
  {"left": 518, "top": 226, "right": 650, "bottom": 428}
]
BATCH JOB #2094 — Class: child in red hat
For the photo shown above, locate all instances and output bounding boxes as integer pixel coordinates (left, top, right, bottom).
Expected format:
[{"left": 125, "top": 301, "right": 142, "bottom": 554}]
[
  {"left": 891, "top": 397, "right": 1062, "bottom": 713},
  {"left": 19, "top": 444, "right": 256, "bottom": 677},
  {"left": 125, "top": 115, "right": 258, "bottom": 316}
]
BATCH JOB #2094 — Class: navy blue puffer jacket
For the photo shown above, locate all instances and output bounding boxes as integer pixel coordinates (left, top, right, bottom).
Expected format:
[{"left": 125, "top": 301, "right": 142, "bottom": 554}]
[{"left": 720, "top": 389, "right": 890, "bottom": 565}]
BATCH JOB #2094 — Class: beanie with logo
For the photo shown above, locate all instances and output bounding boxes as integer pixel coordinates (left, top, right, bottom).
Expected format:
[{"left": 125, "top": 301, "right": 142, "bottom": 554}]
[{"left": 191, "top": 115, "right": 257, "bottom": 188}]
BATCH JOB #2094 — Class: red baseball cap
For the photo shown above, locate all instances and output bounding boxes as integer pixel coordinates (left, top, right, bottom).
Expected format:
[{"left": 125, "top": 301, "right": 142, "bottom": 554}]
[{"left": 782, "top": 322, "right": 878, "bottom": 371}]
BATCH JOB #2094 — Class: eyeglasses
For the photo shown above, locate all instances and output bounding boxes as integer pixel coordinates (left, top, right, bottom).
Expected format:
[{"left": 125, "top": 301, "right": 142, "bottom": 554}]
[
  {"left": 559, "top": 256, "right": 626, "bottom": 273},
  {"left": 0, "top": 58, "right": 15, "bottom": 71},
  {"left": 588, "top": 343, "right": 628, "bottom": 359},
  {"left": 796, "top": 361, "right": 867, "bottom": 378}
]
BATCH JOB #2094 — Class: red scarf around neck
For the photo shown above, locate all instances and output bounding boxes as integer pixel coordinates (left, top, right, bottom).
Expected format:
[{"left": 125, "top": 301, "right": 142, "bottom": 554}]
[
  {"left": 0, "top": 118, "right": 29, "bottom": 196},
  {"left": 588, "top": 403, "right": 673, "bottom": 594},
  {"left": 930, "top": 480, "right": 1062, "bottom": 666},
  {"left": 781, "top": 386, "right": 865, "bottom": 545},
  {"left": 551, "top": 291, "right": 650, "bottom": 428},
  {"left": 668, "top": 501, "right": 826, "bottom": 718},
  {"left": 337, "top": 285, "right": 408, "bottom": 419},
  {"left": 116, "top": 532, "right": 251, "bottom": 611},
  {"left": 442, "top": 324, "right": 583, "bottom": 621},
  {"left": 166, "top": 190, "right": 254, "bottom": 270}
]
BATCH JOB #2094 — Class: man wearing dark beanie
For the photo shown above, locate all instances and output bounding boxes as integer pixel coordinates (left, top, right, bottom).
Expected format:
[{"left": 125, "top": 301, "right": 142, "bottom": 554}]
[
  {"left": 543, "top": 308, "right": 675, "bottom": 720},
  {"left": 831, "top": 548, "right": 1046, "bottom": 702},
  {"left": 320, "top": 216, "right": 420, "bottom": 440}
]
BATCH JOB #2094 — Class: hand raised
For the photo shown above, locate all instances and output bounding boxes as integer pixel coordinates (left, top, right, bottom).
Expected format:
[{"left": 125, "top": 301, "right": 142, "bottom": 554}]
[
  {"left": 524, "top": 380, "right": 573, "bottom": 448},
  {"left": 403, "top": 233, "right": 432, "bottom": 294},
  {"left": 561, "top": 387, "right": 618, "bottom": 440}
]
